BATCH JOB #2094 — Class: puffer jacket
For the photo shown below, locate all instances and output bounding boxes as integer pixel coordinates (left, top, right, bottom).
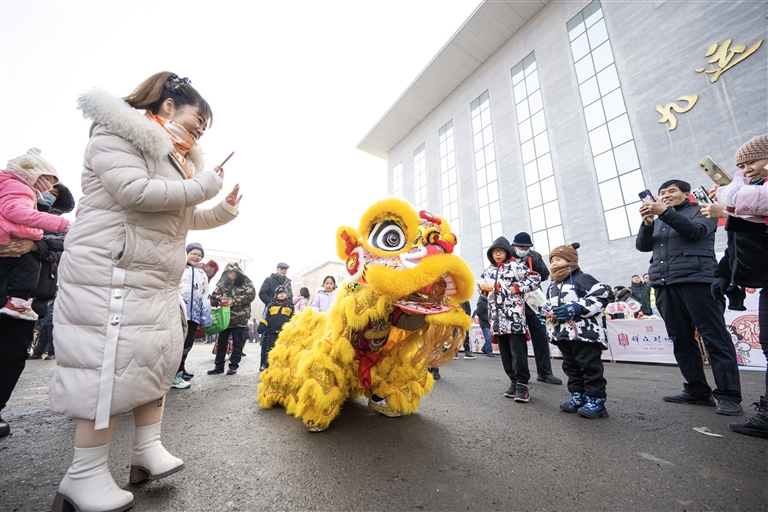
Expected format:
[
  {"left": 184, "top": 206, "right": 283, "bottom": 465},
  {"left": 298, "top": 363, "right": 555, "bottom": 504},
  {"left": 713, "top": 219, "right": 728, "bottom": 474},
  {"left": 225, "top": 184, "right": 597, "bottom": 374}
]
[
  {"left": 182, "top": 264, "right": 212, "bottom": 327},
  {"left": 479, "top": 236, "right": 541, "bottom": 335},
  {"left": 545, "top": 268, "right": 611, "bottom": 348},
  {"left": 714, "top": 171, "right": 768, "bottom": 288},
  {"left": 211, "top": 262, "right": 256, "bottom": 328},
  {"left": 259, "top": 273, "right": 293, "bottom": 305},
  {"left": 0, "top": 171, "right": 70, "bottom": 243},
  {"left": 257, "top": 298, "right": 294, "bottom": 337},
  {"left": 635, "top": 199, "right": 718, "bottom": 286},
  {"left": 50, "top": 88, "right": 238, "bottom": 429},
  {"left": 310, "top": 288, "right": 336, "bottom": 312},
  {"left": 472, "top": 295, "right": 490, "bottom": 329}
]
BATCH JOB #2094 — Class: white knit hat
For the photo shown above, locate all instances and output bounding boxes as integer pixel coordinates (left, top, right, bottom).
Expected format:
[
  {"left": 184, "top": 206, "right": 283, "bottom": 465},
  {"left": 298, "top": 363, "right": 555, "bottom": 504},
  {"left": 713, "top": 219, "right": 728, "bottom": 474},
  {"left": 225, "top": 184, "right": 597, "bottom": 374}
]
[{"left": 6, "top": 148, "right": 59, "bottom": 186}]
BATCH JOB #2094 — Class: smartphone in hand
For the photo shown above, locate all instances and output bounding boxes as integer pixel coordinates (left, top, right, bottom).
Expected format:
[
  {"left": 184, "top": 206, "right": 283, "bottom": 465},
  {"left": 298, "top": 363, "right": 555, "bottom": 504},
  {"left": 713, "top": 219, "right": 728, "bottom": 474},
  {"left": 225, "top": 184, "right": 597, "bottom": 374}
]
[
  {"left": 638, "top": 189, "right": 656, "bottom": 204},
  {"left": 692, "top": 186, "right": 714, "bottom": 205},
  {"left": 700, "top": 156, "right": 732, "bottom": 185}
]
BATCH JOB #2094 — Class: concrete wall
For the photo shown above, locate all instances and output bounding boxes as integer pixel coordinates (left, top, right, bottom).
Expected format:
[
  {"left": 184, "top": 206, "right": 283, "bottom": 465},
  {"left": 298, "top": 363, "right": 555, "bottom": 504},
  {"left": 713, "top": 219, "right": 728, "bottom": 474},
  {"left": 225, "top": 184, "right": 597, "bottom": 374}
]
[{"left": 386, "top": 0, "right": 767, "bottom": 288}]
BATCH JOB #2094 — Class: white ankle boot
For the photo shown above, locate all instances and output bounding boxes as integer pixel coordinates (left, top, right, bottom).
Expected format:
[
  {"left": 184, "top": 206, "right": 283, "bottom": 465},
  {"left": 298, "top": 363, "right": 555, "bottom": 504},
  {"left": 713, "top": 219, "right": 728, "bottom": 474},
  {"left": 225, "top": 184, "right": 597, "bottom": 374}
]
[
  {"left": 52, "top": 444, "right": 134, "bottom": 512},
  {"left": 129, "top": 422, "right": 184, "bottom": 484}
]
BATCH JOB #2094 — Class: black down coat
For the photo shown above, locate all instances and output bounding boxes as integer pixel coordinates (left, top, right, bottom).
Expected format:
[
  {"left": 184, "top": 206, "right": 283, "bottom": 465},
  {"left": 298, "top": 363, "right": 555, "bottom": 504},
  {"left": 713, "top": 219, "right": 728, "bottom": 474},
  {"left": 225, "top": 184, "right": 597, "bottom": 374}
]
[
  {"left": 635, "top": 200, "right": 718, "bottom": 286},
  {"left": 714, "top": 216, "right": 768, "bottom": 288}
]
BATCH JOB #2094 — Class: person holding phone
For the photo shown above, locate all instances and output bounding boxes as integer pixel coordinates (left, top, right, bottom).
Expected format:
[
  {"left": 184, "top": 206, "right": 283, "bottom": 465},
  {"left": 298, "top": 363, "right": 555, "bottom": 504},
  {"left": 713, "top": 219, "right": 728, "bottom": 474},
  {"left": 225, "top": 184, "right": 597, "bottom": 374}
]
[
  {"left": 636, "top": 179, "right": 742, "bottom": 418},
  {"left": 49, "top": 72, "right": 241, "bottom": 512},
  {"left": 707, "top": 134, "right": 768, "bottom": 439}
]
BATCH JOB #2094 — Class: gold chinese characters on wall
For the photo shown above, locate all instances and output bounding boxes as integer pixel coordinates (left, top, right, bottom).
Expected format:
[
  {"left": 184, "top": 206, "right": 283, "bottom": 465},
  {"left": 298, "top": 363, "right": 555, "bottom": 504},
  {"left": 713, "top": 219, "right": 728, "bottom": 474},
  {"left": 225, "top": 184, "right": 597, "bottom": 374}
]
[
  {"left": 656, "top": 95, "right": 698, "bottom": 131},
  {"left": 656, "top": 37, "right": 763, "bottom": 131}
]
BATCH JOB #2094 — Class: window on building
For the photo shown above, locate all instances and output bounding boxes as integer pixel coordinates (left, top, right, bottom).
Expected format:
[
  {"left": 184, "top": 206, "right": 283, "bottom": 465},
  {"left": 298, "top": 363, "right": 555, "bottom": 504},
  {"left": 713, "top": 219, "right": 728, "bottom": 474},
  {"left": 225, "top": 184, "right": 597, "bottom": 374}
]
[
  {"left": 392, "top": 162, "right": 403, "bottom": 198},
  {"left": 438, "top": 120, "right": 461, "bottom": 254},
  {"left": 567, "top": 0, "right": 645, "bottom": 240},
  {"left": 511, "top": 52, "right": 563, "bottom": 256},
  {"left": 413, "top": 143, "right": 427, "bottom": 210},
  {"left": 471, "top": 90, "right": 502, "bottom": 255}
]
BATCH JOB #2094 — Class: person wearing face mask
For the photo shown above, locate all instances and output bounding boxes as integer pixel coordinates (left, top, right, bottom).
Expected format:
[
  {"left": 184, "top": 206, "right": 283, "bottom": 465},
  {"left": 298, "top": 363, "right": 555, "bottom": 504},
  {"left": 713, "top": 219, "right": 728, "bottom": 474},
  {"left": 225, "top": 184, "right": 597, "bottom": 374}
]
[
  {"left": 0, "top": 149, "right": 71, "bottom": 321},
  {"left": 636, "top": 179, "right": 742, "bottom": 418},
  {"left": 48, "top": 72, "right": 242, "bottom": 512},
  {"left": 510, "top": 232, "right": 563, "bottom": 385}
]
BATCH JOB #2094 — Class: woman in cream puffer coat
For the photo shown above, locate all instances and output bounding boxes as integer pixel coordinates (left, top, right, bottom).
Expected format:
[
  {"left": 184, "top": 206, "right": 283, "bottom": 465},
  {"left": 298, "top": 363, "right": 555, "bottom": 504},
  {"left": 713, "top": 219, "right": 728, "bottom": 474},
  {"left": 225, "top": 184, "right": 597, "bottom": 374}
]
[{"left": 50, "top": 72, "right": 240, "bottom": 512}]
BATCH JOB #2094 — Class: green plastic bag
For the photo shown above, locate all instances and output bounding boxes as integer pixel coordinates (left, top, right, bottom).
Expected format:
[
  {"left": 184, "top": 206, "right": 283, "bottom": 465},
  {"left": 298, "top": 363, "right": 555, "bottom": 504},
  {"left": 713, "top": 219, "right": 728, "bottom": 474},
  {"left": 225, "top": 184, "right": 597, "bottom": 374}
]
[{"left": 205, "top": 306, "right": 230, "bottom": 336}]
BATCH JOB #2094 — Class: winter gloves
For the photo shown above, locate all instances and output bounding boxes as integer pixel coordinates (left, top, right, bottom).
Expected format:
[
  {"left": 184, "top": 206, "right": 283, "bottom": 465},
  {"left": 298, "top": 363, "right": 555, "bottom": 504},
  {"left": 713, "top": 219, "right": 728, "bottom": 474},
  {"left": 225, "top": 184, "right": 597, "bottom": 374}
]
[
  {"left": 553, "top": 302, "right": 585, "bottom": 321},
  {"left": 711, "top": 277, "right": 747, "bottom": 311},
  {"left": 716, "top": 179, "right": 745, "bottom": 207},
  {"left": 539, "top": 302, "right": 586, "bottom": 322}
]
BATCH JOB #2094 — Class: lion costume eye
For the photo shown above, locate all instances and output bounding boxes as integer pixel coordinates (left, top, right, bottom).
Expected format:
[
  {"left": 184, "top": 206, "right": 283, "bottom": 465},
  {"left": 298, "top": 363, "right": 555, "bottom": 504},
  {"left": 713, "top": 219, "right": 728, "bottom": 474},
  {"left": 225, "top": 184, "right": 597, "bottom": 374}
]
[{"left": 368, "top": 220, "right": 407, "bottom": 252}]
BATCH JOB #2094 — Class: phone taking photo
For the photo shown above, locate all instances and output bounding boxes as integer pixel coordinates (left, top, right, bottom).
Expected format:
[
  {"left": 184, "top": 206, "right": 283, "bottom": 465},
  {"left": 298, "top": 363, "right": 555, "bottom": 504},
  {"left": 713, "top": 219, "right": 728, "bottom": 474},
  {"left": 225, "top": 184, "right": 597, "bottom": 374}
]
[
  {"left": 700, "top": 156, "right": 732, "bottom": 185},
  {"left": 638, "top": 189, "right": 656, "bottom": 204},
  {"left": 220, "top": 151, "right": 235, "bottom": 167},
  {"left": 692, "top": 185, "right": 714, "bottom": 206}
]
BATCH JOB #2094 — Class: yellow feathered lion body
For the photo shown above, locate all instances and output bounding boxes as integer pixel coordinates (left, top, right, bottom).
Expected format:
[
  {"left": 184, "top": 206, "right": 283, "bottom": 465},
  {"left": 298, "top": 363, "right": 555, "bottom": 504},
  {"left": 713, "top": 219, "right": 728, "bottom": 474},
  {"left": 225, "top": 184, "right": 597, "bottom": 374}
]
[{"left": 257, "top": 198, "right": 474, "bottom": 430}]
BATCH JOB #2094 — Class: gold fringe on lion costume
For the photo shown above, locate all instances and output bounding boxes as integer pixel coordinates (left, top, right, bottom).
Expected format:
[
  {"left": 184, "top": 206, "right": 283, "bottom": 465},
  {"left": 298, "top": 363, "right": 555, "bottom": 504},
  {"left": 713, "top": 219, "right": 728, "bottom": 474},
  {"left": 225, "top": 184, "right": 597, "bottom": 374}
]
[{"left": 257, "top": 198, "right": 475, "bottom": 431}]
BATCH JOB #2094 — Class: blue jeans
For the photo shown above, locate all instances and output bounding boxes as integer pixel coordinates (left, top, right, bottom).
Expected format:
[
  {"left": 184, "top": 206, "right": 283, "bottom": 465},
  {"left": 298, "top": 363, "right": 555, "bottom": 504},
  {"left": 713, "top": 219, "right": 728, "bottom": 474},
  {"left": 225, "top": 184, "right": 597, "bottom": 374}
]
[{"left": 481, "top": 327, "right": 493, "bottom": 354}]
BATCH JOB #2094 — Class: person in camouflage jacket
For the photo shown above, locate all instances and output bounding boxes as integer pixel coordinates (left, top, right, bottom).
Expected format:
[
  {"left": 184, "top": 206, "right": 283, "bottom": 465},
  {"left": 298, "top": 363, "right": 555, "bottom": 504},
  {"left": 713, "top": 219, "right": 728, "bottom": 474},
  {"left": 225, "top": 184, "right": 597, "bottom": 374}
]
[{"left": 208, "top": 262, "right": 256, "bottom": 375}]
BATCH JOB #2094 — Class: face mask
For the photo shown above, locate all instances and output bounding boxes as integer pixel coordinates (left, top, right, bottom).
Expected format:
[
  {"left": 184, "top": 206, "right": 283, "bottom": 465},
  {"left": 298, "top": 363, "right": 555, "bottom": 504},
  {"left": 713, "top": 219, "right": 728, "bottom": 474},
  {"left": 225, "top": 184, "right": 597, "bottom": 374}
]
[
  {"left": 38, "top": 192, "right": 56, "bottom": 207},
  {"left": 515, "top": 249, "right": 530, "bottom": 258}
]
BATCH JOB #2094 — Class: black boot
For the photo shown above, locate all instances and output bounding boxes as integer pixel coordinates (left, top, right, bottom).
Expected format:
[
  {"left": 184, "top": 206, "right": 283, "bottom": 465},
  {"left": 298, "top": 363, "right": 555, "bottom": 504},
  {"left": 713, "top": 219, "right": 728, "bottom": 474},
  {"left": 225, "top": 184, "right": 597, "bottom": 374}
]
[{"left": 729, "top": 396, "right": 768, "bottom": 439}]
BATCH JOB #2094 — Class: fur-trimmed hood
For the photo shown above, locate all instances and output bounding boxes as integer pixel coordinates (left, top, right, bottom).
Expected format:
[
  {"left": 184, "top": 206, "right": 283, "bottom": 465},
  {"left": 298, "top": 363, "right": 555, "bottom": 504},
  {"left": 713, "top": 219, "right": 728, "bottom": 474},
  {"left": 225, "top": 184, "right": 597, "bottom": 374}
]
[{"left": 76, "top": 88, "right": 205, "bottom": 172}]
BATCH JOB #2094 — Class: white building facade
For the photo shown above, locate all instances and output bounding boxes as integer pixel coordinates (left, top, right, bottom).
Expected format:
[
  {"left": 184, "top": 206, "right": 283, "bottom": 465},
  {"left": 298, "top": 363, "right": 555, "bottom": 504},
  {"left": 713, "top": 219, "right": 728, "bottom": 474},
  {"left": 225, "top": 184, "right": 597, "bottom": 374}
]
[{"left": 358, "top": 0, "right": 767, "bottom": 285}]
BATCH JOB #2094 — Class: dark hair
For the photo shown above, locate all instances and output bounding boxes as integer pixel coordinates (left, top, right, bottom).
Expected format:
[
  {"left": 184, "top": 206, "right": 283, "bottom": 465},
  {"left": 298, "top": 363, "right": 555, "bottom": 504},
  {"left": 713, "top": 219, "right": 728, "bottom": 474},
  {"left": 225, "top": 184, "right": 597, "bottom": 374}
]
[
  {"left": 123, "top": 71, "right": 212, "bottom": 128},
  {"left": 300, "top": 287, "right": 310, "bottom": 299},
  {"left": 658, "top": 179, "right": 690, "bottom": 194},
  {"left": 632, "top": 274, "right": 640, "bottom": 278},
  {"left": 322, "top": 275, "right": 337, "bottom": 290}
]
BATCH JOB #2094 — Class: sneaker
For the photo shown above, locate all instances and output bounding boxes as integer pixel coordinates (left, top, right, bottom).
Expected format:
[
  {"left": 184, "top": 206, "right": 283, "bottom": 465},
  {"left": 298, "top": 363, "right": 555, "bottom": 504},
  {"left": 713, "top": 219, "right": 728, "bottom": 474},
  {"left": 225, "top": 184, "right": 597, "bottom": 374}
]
[
  {"left": 503, "top": 382, "right": 517, "bottom": 398},
  {"left": 259, "top": 364, "right": 267, "bottom": 372},
  {"left": 716, "top": 399, "right": 743, "bottom": 416},
  {"left": 181, "top": 371, "right": 194, "bottom": 381},
  {"left": 560, "top": 392, "right": 587, "bottom": 413},
  {"left": 171, "top": 372, "right": 191, "bottom": 389},
  {"left": 44, "top": 355, "right": 55, "bottom": 361},
  {"left": 226, "top": 367, "right": 238, "bottom": 375},
  {"left": 537, "top": 374, "right": 563, "bottom": 385},
  {"left": 514, "top": 384, "right": 530, "bottom": 403},
  {"left": 486, "top": 352, "right": 495, "bottom": 357},
  {"left": 0, "top": 416, "right": 9, "bottom": 437},
  {"left": 729, "top": 397, "right": 768, "bottom": 438},
  {"left": 577, "top": 397, "right": 609, "bottom": 418},
  {"left": 305, "top": 420, "right": 326, "bottom": 433},
  {"left": 453, "top": 354, "right": 459, "bottom": 360},
  {"left": 428, "top": 367, "right": 441, "bottom": 380},
  {"left": 663, "top": 391, "right": 716, "bottom": 406},
  {"left": 464, "top": 351, "right": 476, "bottom": 359},
  {"left": 28, "top": 354, "right": 42, "bottom": 360},
  {"left": 368, "top": 396, "right": 402, "bottom": 417},
  {"left": 0, "top": 297, "right": 38, "bottom": 321},
  {"left": 207, "top": 367, "right": 224, "bottom": 375}
]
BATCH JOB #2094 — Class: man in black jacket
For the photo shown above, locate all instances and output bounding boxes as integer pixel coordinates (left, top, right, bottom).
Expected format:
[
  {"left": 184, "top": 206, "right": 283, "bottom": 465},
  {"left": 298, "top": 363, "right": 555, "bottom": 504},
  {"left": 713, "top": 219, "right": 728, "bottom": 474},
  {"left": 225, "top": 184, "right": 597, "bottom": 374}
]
[
  {"left": 511, "top": 232, "right": 562, "bottom": 384},
  {"left": 636, "top": 179, "right": 742, "bottom": 415},
  {"left": 258, "top": 262, "right": 292, "bottom": 369},
  {"left": 629, "top": 275, "right": 652, "bottom": 316}
]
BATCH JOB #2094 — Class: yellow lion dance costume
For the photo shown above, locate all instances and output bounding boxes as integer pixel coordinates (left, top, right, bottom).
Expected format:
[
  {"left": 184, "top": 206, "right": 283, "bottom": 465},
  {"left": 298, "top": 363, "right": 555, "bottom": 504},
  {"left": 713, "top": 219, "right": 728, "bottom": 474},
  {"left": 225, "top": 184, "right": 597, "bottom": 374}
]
[{"left": 258, "top": 198, "right": 474, "bottom": 431}]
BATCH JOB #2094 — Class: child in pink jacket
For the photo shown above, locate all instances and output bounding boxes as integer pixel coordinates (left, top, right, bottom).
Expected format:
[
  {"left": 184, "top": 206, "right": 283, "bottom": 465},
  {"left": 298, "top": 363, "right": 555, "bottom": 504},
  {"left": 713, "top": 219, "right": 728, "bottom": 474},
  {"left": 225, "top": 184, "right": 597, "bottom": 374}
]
[{"left": 0, "top": 148, "right": 70, "bottom": 320}]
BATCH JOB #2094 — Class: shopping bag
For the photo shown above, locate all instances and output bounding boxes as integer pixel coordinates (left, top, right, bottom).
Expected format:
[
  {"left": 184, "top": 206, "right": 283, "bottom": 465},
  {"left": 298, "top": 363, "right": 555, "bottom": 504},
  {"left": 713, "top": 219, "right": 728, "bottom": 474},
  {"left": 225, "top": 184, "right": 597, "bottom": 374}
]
[{"left": 205, "top": 306, "right": 230, "bottom": 336}]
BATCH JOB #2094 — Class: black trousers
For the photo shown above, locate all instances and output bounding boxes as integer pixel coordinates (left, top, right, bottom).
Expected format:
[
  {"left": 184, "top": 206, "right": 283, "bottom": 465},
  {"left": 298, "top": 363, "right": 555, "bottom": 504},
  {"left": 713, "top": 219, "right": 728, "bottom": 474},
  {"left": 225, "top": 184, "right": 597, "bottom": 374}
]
[
  {"left": 556, "top": 340, "right": 607, "bottom": 398},
  {"left": 32, "top": 324, "right": 54, "bottom": 356},
  {"left": 655, "top": 283, "right": 741, "bottom": 402},
  {"left": 0, "top": 253, "right": 40, "bottom": 298},
  {"left": 524, "top": 304, "right": 554, "bottom": 377},
  {"left": 496, "top": 333, "right": 530, "bottom": 385},
  {"left": 0, "top": 316, "right": 35, "bottom": 411},
  {"left": 178, "top": 320, "right": 198, "bottom": 373},
  {"left": 214, "top": 326, "right": 247, "bottom": 370}
]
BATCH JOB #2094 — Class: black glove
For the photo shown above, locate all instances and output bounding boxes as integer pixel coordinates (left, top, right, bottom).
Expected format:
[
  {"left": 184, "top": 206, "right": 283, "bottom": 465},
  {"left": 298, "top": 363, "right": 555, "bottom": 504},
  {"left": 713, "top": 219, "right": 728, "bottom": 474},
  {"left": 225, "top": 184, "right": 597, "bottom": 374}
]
[
  {"left": 711, "top": 277, "right": 729, "bottom": 302},
  {"left": 725, "top": 284, "right": 747, "bottom": 311},
  {"left": 210, "top": 297, "right": 221, "bottom": 307}
]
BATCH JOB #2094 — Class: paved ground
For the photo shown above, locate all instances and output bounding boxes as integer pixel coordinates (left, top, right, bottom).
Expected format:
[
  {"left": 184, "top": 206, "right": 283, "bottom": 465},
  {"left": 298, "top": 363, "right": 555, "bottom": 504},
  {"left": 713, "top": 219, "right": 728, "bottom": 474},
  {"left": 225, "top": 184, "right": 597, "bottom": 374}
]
[{"left": 1, "top": 343, "right": 766, "bottom": 511}]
